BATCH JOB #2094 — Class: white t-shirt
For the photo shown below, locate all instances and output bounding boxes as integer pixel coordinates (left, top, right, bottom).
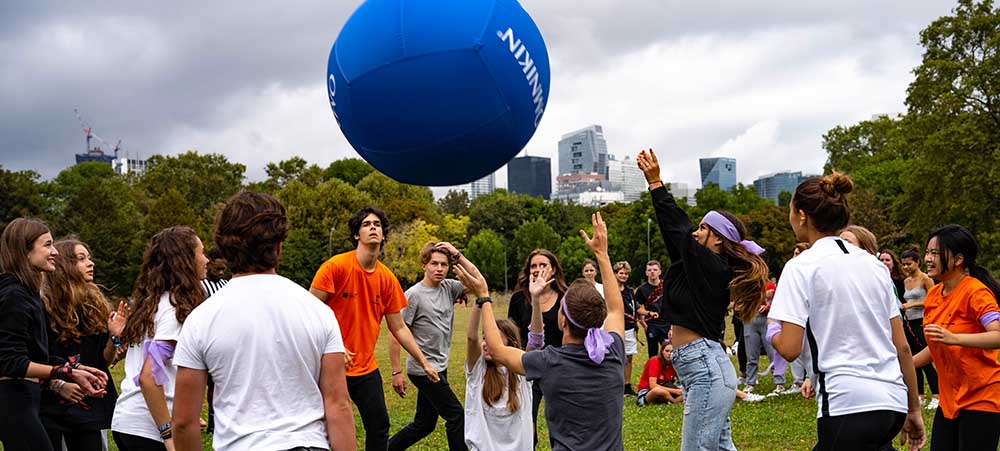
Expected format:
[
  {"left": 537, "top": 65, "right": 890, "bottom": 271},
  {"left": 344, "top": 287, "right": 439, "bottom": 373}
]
[
  {"left": 464, "top": 356, "right": 533, "bottom": 451},
  {"left": 173, "top": 274, "right": 345, "bottom": 451},
  {"left": 111, "top": 292, "right": 182, "bottom": 441},
  {"left": 768, "top": 236, "right": 908, "bottom": 418}
]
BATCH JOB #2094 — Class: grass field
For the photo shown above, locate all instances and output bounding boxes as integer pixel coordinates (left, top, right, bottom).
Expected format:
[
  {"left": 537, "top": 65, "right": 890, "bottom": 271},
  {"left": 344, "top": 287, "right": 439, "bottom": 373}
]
[{"left": 14, "top": 294, "right": 941, "bottom": 451}]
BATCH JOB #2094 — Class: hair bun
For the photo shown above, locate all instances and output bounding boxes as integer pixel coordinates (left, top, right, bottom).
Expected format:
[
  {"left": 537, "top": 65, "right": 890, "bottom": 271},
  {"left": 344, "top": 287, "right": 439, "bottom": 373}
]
[{"left": 821, "top": 172, "right": 854, "bottom": 196}]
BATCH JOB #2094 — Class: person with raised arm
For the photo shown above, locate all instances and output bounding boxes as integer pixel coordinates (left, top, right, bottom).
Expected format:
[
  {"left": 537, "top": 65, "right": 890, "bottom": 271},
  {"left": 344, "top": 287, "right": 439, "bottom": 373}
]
[{"left": 454, "top": 212, "right": 626, "bottom": 451}]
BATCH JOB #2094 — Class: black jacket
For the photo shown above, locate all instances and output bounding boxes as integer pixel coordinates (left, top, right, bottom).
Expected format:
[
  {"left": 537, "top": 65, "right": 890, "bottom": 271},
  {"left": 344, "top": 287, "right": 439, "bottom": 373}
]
[{"left": 0, "top": 273, "right": 49, "bottom": 377}]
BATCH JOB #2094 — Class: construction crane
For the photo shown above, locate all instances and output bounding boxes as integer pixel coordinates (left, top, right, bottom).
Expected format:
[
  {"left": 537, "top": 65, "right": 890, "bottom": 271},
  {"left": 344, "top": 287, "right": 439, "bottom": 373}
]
[{"left": 74, "top": 108, "right": 121, "bottom": 157}]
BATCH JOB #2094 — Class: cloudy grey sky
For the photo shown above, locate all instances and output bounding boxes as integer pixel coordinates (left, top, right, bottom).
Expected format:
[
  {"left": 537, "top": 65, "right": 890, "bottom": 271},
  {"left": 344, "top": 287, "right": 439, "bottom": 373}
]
[{"left": 0, "top": 1, "right": 955, "bottom": 194}]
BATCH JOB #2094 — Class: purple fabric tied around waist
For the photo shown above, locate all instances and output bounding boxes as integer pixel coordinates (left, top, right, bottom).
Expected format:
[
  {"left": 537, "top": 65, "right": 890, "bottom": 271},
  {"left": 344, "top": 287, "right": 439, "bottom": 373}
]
[
  {"left": 765, "top": 321, "right": 782, "bottom": 347},
  {"left": 561, "top": 297, "right": 613, "bottom": 364},
  {"left": 132, "top": 339, "right": 175, "bottom": 387},
  {"left": 982, "top": 311, "right": 1000, "bottom": 329},
  {"left": 702, "top": 211, "right": 766, "bottom": 255}
]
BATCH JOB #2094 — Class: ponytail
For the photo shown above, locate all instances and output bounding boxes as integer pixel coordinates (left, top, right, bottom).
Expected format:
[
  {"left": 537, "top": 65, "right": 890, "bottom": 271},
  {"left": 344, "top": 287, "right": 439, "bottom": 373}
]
[{"left": 970, "top": 265, "right": 1000, "bottom": 299}]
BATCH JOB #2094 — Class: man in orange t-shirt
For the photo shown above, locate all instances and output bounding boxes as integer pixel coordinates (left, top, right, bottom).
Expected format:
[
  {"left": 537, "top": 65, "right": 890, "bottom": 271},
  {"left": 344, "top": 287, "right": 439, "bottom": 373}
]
[{"left": 311, "top": 206, "right": 439, "bottom": 451}]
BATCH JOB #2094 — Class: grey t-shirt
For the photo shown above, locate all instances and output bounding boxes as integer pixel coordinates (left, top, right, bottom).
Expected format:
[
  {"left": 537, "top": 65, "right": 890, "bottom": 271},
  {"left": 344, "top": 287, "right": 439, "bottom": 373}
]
[
  {"left": 402, "top": 279, "right": 464, "bottom": 376},
  {"left": 522, "top": 332, "right": 625, "bottom": 451}
]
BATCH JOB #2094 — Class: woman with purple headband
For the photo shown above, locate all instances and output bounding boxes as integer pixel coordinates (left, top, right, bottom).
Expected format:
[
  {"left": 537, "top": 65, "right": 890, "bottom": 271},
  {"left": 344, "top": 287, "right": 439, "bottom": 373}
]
[
  {"left": 637, "top": 149, "right": 769, "bottom": 451},
  {"left": 454, "top": 212, "right": 626, "bottom": 451}
]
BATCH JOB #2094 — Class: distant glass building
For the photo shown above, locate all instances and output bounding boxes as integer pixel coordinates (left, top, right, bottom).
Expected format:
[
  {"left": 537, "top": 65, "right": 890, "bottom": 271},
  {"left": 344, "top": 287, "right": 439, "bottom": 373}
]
[
  {"left": 507, "top": 156, "right": 551, "bottom": 200},
  {"left": 753, "top": 171, "right": 805, "bottom": 205},
  {"left": 606, "top": 155, "right": 645, "bottom": 202},
  {"left": 699, "top": 157, "right": 737, "bottom": 191},
  {"left": 558, "top": 125, "right": 608, "bottom": 176},
  {"left": 464, "top": 172, "right": 496, "bottom": 201}
]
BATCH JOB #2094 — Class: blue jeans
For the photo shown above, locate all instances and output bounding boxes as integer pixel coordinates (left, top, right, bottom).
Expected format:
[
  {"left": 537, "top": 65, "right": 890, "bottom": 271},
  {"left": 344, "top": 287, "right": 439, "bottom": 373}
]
[{"left": 672, "top": 338, "right": 738, "bottom": 451}]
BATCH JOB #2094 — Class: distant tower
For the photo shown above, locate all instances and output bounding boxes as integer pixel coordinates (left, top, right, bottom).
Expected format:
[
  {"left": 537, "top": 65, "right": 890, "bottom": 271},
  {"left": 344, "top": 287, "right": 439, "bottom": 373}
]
[{"left": 699, "top": 157, "right": 737, "bottom": 191}]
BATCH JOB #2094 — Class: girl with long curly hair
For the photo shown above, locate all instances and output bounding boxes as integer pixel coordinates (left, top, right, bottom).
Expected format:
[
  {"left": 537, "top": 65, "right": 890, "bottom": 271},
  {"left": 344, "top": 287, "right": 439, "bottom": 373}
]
[
  {"left": 0, "top": 219, "right": 107, "bottom": 451},
  {"left": 40, "top": 238, "right": 129, "bottom": 450},
  {"left": 637, "top": 149, "right": 768, "bottom": 451},
  {"left": 111, "top": 226, "right": 207, "bottom": 450}
]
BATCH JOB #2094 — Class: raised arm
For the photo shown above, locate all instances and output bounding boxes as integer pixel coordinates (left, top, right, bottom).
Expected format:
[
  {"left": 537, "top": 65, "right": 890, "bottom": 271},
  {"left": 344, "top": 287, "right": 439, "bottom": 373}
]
[
  {"left": 466, "top": 301, "right": 483, "bottom": 370},
  {"left": 580, "top": 212, "right": 625, "bottom": 337},
  {"left": 525, "top": 266, "right": 552, "bottom": 351},
  {"left": 436, "top": 242, "right": 484, "bottom": 281},
  {"left": 453, "top": 265, "right": 526, "bottom": 375},
  {"left": 637, "top": 148, "right": 696, "bottom": 264}
]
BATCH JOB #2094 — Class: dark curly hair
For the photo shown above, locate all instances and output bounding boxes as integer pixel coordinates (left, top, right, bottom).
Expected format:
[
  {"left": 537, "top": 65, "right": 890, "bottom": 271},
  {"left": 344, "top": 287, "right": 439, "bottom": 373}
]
[
  {"left": 348, "top": 206, "right": 389, "bottom": 248},
  {"left": 120, "top": 226, "right": 205, "bottom": 347},
  {"left": 214, "top": 191, "right": 288, "bottom": 274}
]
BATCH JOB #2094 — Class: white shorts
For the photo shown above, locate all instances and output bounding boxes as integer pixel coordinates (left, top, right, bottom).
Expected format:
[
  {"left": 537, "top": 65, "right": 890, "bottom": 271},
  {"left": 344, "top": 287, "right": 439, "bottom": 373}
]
[{"left": 625, "top": 329, "right": 638, "bottom": 356}]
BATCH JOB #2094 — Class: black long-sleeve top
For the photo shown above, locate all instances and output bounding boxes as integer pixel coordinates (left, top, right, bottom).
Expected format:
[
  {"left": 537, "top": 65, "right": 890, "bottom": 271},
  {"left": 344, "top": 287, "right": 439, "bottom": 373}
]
[
  {"left": 41, "top": 318, "right": 118, "bottom": 431},
  {"left": 0, "top": 273, "right": 49, "bottom": 377},
  {"left": 651, "top": 186, "right": 733, "bottom": 342}
]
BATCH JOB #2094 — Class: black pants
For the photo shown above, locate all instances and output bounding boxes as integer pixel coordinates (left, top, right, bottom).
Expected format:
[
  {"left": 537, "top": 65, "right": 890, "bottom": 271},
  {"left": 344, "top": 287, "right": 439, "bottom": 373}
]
[
  {"left": 646, "top": 324, "right": 670, "bottom": 359},
  {"left": 46, "top": 429, "right": 103, "bottom": 451},
  {"left": 0, "top": 380, "right": 54, "bottom": 451},
  {"left": 112, "top": 431, "right": 166, "bottom": 450},
  {"left": 347, "top": 369, "right": 390, "bottom": 451},
  {"left": 387, "top": 370, "right": 466, "bottom": 451},
  {"left": 733, "top": 318, "right": 747, "bottom": 375},
  {"left": 531, "top": 380, "right": 543, "bottom": 447},
  {"left": 813, "top": 410, "right": 905, "bottom": 451},
  {"left": 931, "top": 408, "right": 1000, "bottom": 451},
  {"left": 904, "top": 318, "right": 939, "bottom": 395},
  {"left": 207, "top": 374, "right": 216, "bottom": 433}
]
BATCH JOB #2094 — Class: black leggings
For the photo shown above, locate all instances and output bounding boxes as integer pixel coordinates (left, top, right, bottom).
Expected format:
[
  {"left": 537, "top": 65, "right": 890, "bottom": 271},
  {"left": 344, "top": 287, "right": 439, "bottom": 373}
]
[
  {"left": 46, "top": 429, "right": 103, "bottom": 451},
  {"left": 931, "top": 408, "right": 1000, "bottom": 451},
  {"left": 904, "top": 318, "right": 939, "bottom": 395},
  {"left": 813, "top": 410, "right": 905, "bottom": 451},
  {"left": 0, "top": 380, "right": 55, "bottom": 451},
  {"left": 112, "top": 431, "right": 166, "bottom": 451}
]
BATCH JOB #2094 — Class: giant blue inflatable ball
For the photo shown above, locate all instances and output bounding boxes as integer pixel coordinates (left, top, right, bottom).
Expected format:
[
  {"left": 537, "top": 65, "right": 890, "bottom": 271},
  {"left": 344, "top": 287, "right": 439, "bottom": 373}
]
[{"left": 327, "top": 0, "right": 550, "bottom": 186}]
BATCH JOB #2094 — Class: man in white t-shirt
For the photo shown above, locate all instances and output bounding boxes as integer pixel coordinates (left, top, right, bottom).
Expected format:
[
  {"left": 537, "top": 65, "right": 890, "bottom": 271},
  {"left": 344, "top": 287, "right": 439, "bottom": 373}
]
[{"left": 172, "top": 192, "right": 356, "bottom": 451}]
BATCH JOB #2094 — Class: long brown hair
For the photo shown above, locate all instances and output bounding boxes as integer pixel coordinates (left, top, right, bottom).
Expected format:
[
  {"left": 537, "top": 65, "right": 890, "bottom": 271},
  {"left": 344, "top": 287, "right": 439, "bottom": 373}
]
[
  {"left": 707, "top": 211, "right": 768, "bottom": 323},
  {"left": 120, "top": 226, "right": 205, "bottom": 347},
  {"left": 514, "top": 249, "right": 568, "bottom": 297},
  {"left": 563, "top": 278, "right": 608, "bottom": 339},
  {"left": 879, "top": 248, "right": 904, "bottom": 281},
  {"left": 0, "top": 218, "right": 51, "bottom": 293},
  {"left": 42, "top": 239, "right": 112, "bottom": 344},
  {"left": 483, "top": 319, "right": 523, "bottom": 412},
  {"left": 792, "top": 173, "right": 854, "bottom": 234}
]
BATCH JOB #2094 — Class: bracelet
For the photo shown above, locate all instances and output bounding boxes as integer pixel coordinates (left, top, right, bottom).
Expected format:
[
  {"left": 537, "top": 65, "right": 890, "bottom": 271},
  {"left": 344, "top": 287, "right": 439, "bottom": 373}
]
[
  {"left": 51, "top": 379, "right": 66, "bottom": 393},
  {"left": 158, "top": 421, "right": 173, "bottom": 434},
  {"left": 451, "top": 251, "right": 462, "bottom": 263},
  {"left": 49, "top": 355, "right": 82, "bottom": 381},
  {"left": 110, "top": 335, "right": 122, "bottom": 348},
  {"left": 475, "top": 296, "right": 492, "bottom": 307}
]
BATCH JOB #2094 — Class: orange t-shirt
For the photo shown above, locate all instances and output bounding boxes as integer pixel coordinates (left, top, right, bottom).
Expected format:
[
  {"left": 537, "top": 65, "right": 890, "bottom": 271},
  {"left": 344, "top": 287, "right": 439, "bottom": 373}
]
[
  {"left": 311, "top": 251, "right": 408, "bottom": 377},
  {"left": 923, "top": 276, "right": 1000, "bottom": 419}
]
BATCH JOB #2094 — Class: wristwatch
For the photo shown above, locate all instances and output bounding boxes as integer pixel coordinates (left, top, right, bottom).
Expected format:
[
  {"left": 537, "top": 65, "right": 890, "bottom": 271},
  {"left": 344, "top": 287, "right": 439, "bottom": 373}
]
[
  {"left": 475, "top": 296, "right": 492, "bottom": 307},
  {"left": 110, "top": 335, "right": 122, "bottom": 348}
]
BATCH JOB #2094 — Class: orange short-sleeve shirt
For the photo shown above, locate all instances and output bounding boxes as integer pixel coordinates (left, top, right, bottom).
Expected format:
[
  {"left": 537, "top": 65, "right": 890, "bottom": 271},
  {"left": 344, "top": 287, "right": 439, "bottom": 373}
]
[
  {"left": 311, "top": 250, "right": 408, "bottom": 377},
  {"left": 923, "top": 276, "right": 1000, "bottom": 419}
]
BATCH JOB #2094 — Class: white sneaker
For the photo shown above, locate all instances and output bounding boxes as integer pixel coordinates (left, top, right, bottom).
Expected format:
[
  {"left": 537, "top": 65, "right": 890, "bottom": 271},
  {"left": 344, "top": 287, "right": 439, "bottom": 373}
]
[
  {"left": 767, "top": 386, "right": 786, "bottom": 397},
  {"left": 781, "top": 384, "right": 802, "bottom": 395},
  {"left": 742, "top": 393, "right": 765, "bottom": 403},
  {"left": 925, "top": 397, "right": 939, "bottom": 410}
]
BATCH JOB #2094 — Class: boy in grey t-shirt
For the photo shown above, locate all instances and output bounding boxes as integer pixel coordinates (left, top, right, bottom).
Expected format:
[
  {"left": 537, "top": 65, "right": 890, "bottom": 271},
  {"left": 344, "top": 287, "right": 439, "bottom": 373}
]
[{"left": 388, "top": 242, "right": 484, "bottom": 451}]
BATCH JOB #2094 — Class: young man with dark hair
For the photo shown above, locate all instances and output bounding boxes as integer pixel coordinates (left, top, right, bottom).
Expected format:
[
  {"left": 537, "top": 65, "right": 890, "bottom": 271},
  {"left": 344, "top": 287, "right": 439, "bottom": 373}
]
[
  {"left": 310, "top": 206, "right": 439, "bottom": 451},
  {"left": 172, "top": 191, "right": 356, "bottom": 451},
  {"left": 636, "top": 260, "right": 669, "bottom": 359},
  {"left": 387, "top": 241, "right": 483, "bottom": 451}
]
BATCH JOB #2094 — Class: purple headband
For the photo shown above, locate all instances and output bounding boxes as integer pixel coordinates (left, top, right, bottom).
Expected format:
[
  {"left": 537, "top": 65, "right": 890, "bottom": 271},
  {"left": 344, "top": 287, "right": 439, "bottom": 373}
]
[
  {"left": 561, "top": 296, "right": 614, "bottom": 364},
  {"left": 702, "top": 211, "right": 765, "bottom": 255}
]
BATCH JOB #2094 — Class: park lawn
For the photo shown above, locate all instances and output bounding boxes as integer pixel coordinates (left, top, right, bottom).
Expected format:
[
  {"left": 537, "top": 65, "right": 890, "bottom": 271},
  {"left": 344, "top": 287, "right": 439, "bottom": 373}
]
[{"left": 12, "top": 294, "right": 939, "bottom": 451}]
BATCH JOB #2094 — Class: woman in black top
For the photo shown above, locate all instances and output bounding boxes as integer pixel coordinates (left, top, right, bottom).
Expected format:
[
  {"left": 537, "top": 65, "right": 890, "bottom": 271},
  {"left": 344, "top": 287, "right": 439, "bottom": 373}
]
[
  {"left": 0, "top": 219, "right": 108, "bottom": 451},
  {"left": 506, "top": 248, "right": 568, "bottom": 446},
  {"left": 41, "top": 238, "right": 129, "bottom": 450},
  {"left": 637, "top": 150, "right": 768, "bottom": 451}
]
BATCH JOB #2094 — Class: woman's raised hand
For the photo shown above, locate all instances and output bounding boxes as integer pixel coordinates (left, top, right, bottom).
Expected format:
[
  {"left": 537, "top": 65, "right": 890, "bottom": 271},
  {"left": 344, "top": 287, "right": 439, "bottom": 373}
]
[
  {"left": 637, "top": 148, "right": 661, "bottom": 184},
  {"left": 580, "top": 212, "right": 609, "bottom": 257},
  {"left": 528, "top": 266, "right": 553, "bottom": 298}
]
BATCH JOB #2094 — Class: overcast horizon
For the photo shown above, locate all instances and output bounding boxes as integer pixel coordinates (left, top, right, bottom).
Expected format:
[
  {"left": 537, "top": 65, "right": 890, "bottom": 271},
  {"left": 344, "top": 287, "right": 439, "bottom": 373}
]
[{"left": 0, "top": 1, "right": 957, "bottom": 196}]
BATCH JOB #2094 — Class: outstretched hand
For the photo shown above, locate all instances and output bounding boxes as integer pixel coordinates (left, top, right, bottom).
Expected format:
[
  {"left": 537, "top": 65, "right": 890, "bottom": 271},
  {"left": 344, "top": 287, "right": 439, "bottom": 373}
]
[
  {"left": 454, "top": 265, "right": 489, "bottom": 298},
  {"left": 528, "top": 266, "right": 554, "bottom": 298},
  {"left": 636, "top": 148, "right": 661, "bottom": 184},
  {"left": 579, "top": 212, "right": 608, "bottom": 256}
]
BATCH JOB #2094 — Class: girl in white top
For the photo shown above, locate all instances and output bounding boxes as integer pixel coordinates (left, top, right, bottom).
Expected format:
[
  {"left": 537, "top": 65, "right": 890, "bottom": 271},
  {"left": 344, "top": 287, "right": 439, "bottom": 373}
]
[
  {"left": 464, "top": 265, "right": 548, "bottom": 451},
  {"left": 111, "top": 226, "right": 207, "bottom": 450}
]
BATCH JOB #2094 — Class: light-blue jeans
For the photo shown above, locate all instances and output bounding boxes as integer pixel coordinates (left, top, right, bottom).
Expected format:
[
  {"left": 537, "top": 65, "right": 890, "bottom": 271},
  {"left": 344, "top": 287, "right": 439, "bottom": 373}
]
[{"left": 672, "top": 338, "right": 738, "bottom": 451}]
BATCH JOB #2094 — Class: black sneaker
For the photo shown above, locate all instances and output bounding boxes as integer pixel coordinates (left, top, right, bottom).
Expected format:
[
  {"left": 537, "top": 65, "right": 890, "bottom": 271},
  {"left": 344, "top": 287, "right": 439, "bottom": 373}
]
[{"left": 624, "top": 384, "right": 637, "bottom": 396}]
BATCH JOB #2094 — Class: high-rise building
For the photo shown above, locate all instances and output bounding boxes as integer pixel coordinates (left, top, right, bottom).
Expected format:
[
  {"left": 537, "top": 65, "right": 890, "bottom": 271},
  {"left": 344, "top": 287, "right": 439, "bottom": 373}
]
[
  {"left": 606, "top": 155, "right": 645, "bottom": 202},
  {"left": 464, "top": 172, "right": 496, "bottom": 201},
  {"left": 75, "top": 149, "right": 147, "bottom": 176},
  {"left": 665, "top": 181, "right": 696, "bottom": 206},
  {"left": 507, "top": 156, "right": 551, "bottom": 200},
  {"left": 753, "top": 171, "right": 805, "bottom": 205},
  {"left": 699, "top": 157, "right": 737, "bottom": 191},
  {"left": 558, "top": 125, "right": 608, "bottom": 176}
]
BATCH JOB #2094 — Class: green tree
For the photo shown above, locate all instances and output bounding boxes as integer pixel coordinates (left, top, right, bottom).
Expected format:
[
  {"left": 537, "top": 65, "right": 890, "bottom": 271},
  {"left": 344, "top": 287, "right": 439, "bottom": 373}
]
[
  {"left": 465, "top": 229, "right": 506, "bottom": 290},
  {"left": 557, "top": 235, "right": 592, "bottom": 283},
  {"left": 325, "top": 158, "right": 375, "bottom": 185},
  {"left": 263, "top": 156, "right": 325, "bottom": 191},
  {"left": 511, "top": 218, "right": 562, "bottom": 266},
  {"left": 468, "top": 190, "right": 530, "bottom": 242},
  {"left": 140, "top": 151, "right": 245, "bottom": 225},
  {"left": 437, "top": 190, "right": 470, "bottom": 216},
  {"left": 0, "top": 166, "right": 44, "bottom": 229},
  {"left": 742, "top": 205, "right": 797, "bottom": 277},
  {"left": 382, "top": 219, "right": 440, "bottom": 286},
  {"left": 438, "top": 214, "right": 470, "bottom": 250},
  {"left": 355, "top": 172, "right": 439, "bottom": 226}
]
